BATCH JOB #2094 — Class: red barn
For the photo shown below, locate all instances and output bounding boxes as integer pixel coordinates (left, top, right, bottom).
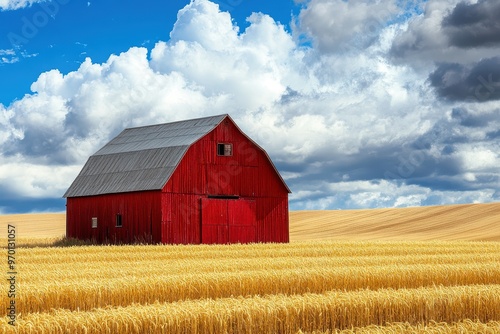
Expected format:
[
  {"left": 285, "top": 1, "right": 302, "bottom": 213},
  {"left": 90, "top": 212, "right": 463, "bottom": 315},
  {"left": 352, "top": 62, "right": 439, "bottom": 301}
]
[{"left": 64, "top": 114, "right": 290, "bottom": 244}]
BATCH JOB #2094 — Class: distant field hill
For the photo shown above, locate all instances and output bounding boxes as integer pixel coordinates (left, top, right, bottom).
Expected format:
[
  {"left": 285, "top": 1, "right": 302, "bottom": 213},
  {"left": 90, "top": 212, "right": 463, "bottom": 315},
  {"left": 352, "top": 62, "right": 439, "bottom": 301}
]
[
  {"left": 290, "top": 202, "right": 500, "bottom": 241},
  {"left": 0, "top": 213, "right": 66, "bottom": 238},
  {"left": 0, "top": 202, "right": 499, "bottom": 241}
]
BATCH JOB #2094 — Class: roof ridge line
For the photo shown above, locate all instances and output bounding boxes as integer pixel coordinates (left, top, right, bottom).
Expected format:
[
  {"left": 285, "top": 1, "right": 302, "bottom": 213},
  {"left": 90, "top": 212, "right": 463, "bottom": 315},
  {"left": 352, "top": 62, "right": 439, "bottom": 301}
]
[
  {"left": 92, "top": 144, "right": 190, "bottom": 157},
  {"left": 122, "top": 114, "right": 228, "bottom": 131}
]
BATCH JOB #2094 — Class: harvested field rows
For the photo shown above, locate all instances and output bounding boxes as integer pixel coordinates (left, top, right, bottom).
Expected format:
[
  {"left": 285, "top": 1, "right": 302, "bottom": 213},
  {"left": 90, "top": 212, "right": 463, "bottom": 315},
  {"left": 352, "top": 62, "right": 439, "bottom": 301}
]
[{"left": 1, "top": 240, "right": 500, "bottom": 333}]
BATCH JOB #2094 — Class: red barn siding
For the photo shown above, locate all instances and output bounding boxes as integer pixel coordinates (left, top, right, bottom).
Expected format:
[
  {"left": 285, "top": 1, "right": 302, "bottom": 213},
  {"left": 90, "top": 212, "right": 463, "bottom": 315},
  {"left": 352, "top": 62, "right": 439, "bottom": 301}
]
[
  {"left": 66, "top": 115, "right": 289, "bottom": 245},
  {"left": 160, "top": 118, "right": 289, "bottom": 244},
  {"left": 66, "top": 191, "right": 162, "bottom": 243},
  {"left": 201, "top": 198, "right": 257, "bottom": 244},
  {"left": 161, "top": 193, "right": 201, "bottom": 244},
  {"left": 164, "top": 119, "right": 288, "bottom": 197},
  {"left": 256, "top": 197, "right": 289, "bottom": 243}
]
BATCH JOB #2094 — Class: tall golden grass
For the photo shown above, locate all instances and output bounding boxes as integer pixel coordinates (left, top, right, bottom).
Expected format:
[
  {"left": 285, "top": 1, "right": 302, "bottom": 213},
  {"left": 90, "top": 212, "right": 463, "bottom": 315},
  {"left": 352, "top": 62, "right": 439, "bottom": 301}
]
[
  {"left": 303, "top": 320, "right": 500, "bottom": 334},
  {"left": 6, "top": 242, "right": 500, "bottom": 312},
  {"left": 1, "top": 203, "right": 500, "bottom": 332},
  {"left": 1, "top": 240, "right": 500, "bottom": 333},
  {"left": 2, "top": 285, "right": 500, "bottom": 334}
]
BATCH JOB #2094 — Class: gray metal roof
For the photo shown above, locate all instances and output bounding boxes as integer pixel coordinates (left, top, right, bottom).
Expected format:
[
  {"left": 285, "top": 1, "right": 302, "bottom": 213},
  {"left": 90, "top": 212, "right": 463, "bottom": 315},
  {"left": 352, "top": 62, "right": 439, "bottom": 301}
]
[{"left": 64, "top": 114, "right": 227, "bottom": 197}]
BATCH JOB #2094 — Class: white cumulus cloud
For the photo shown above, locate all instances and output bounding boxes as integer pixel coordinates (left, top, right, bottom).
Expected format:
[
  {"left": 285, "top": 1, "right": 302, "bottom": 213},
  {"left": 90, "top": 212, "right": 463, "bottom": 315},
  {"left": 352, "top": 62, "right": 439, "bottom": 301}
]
[
  {"left": 1, "top": 0, "right": 499, "bottom": 211},
  {"left": 0, "top": 0, "right": 46, "bottom": 11}
]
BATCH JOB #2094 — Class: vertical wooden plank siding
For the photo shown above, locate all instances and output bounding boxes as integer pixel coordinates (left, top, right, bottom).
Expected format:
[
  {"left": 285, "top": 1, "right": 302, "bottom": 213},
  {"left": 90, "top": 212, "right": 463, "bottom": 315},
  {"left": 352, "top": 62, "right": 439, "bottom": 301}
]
[
  {"left": 256, "top": 197, "right": 289, "bottom": 243},
  {"left": 161, "top": 193, "right": 201, "bottom": 244},
  {"left": 198, "top": 198, "right": 257, "bottom": 244},
  {"left": 228, "top": 199, "right": 256, "bottom": 243},
  {"left": 66, "top": 191, "right": 161, "bottom": 243},
  {"left": 67, "top": 116, "right": 289, "bottom": 245},
  {"left": 201, "top": 198, "right": 229, "bottom": 244},
  {"left": 162, "top": 117, "right": 289, "bottom": 244}
]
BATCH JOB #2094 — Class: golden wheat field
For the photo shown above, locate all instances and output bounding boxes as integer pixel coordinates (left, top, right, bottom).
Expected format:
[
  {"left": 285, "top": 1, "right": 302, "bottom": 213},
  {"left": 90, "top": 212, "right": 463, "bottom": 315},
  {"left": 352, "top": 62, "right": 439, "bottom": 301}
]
[{"left": 0, "top": 202, "right": 499, "bottom": 333}]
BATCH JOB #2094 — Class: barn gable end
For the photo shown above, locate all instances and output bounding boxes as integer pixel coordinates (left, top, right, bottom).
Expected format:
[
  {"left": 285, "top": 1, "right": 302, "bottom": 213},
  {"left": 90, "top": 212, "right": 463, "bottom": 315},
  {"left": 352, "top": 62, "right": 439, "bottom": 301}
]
[{"left": 64, "top": 114, "right": 289, "bottom": 244}]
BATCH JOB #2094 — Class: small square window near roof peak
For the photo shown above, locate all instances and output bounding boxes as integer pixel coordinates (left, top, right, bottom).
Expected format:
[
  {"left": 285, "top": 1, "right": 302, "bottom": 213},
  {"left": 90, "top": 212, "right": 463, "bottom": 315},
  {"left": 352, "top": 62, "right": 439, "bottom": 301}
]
[{"left": 217, "top": 143, "right": 232, "bottom": 156}]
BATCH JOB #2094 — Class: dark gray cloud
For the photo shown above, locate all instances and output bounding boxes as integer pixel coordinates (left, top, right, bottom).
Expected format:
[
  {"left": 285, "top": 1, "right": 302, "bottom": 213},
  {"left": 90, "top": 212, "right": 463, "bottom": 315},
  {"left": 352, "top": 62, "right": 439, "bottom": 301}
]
[
  {"left": 407, "top": 173, "right": 497, "bottom": 192},
  {"left": 279, "top": 87, "right": 301, "bottom": 104},
  {"left": 486, "top": 129, "right": 500, "bottom": 139},
  {"left": 296, "top": 0, "right": 398, "bottom": 54},
  {"left": 284, "top": 102, "right": 498, "bottom": 197},
  {"left": 442, "top": 0, "right": 500, "bottom": 48},
  {"left": 429, "top": 57, "right": 500, "bottom": 102},
  {"left": 390, "top": 0, "right": 500, "bottom": 67},
  {"left": 2, "top": 126, "right": 68, "bottom": 164},
  {"left": 451, "top": 107, "right": 495, "bottom": 128},
  {"left": 286, "top": 139, "right": 450, "bottom": 187}
]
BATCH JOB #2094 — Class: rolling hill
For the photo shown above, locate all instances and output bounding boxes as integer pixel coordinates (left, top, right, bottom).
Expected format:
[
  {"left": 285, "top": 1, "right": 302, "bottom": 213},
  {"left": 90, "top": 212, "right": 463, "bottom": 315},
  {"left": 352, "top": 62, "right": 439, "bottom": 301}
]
[
  {"left": 289, "top": 202, "right": 500, "bottom": 241},
  {"left": 0, "top": 213, "right": 65, "bottom": 238}
]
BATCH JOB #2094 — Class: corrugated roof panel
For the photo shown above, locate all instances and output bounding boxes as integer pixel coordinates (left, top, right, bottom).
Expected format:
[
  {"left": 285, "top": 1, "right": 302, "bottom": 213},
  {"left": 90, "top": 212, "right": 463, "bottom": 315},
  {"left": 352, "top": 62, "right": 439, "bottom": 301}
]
[
  {"left": 64, "top": 167, "right": 177, "bottom": 197},
  {"left": 93, "top": 118, "right": 225, "bottom": 156},
  {"left": 64, "top": 115, "right": 226, "bottom": 197},
  {"left": 66, "top": 146, "right": 188, "bottom": 196}
]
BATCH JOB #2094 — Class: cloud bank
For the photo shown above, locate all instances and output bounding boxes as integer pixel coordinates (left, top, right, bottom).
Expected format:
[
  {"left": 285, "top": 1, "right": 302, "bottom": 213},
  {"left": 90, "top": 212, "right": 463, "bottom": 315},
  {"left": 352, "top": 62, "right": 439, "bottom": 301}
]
[{"left": 1, "top": 0, "right": 499, "bottom": 212}]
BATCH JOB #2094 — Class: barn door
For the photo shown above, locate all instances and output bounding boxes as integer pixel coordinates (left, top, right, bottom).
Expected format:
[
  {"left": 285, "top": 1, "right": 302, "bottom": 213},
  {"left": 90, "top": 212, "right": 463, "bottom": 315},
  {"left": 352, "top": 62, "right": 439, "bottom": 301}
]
[
  {"left": 201, "top": 199, "right": 229, "bottom": 244},
  {"left": 228, "top": 199, "right": 256, "bottom": 243},
  {"left": 201, "top": 198, "right": 256, "bottom": 244}
]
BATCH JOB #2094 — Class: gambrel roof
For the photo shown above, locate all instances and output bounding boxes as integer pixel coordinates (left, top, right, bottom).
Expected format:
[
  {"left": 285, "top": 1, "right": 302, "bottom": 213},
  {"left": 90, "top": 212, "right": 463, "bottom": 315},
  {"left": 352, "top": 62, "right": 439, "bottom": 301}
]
[
  {"left": 64, "top": 114, "right": 290, "bottom": 198},
  {"left": 64, "top": 115, "right": 227, "bottom": 197}
]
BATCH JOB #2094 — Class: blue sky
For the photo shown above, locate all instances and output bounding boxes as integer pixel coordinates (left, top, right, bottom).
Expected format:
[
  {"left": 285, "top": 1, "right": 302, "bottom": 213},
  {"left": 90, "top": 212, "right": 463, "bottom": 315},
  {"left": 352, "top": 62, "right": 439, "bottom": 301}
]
[
  {"left": 1, "top": 0, "right": 500, "bottom": 213},
  {"left": 0, "top": 1, "right": 298, "bottom": 105}
]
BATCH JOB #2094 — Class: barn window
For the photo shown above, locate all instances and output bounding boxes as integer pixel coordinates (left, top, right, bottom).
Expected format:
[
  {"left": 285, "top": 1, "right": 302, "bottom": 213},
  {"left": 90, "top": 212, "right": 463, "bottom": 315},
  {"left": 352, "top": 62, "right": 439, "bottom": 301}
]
[
  {"left": 91, "top": 217, "right": 98, "bottom": 228},
  {"left": 217, "top": 143, "right": 233, "bottom": 156},
  {"left": 116, "top": 214, "right": 122, "bottom": 227}
]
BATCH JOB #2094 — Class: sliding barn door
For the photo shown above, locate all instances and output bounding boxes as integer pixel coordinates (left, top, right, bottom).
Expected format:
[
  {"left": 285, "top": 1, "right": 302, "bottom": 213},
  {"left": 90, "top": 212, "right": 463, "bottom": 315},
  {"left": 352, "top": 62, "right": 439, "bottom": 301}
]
[{"left": 201, "top": 198, "right": 256, "bottom": 244}]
